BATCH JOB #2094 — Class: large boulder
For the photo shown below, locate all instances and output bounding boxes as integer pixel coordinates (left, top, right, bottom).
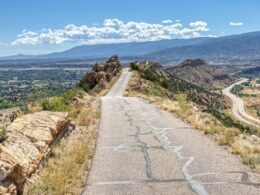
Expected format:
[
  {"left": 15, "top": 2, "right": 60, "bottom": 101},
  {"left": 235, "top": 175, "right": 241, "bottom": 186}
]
[{"left": 0, "top": 111, "right": 70, "bottom": 194}]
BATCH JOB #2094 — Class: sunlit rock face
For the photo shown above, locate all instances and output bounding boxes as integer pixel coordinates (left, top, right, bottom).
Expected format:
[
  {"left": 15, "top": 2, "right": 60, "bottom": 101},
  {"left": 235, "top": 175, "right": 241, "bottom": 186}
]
[
  {"left": 79, "top": 55, "right": 122, "bottom": 91},
  {"left": 0, "top": 111, "right": 70, "bottom": 194}
]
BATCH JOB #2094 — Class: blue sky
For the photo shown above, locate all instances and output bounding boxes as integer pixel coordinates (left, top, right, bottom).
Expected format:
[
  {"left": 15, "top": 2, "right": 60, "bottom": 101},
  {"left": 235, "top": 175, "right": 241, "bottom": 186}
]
[{"left": 0, "top": 0, "right": 259, "bottom": 56}]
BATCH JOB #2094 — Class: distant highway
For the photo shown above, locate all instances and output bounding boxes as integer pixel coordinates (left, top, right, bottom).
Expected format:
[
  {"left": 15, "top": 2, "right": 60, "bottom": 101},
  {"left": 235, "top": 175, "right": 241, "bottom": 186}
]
[{"left": 223, "top": 79, "right": 260, "bottom": 128}]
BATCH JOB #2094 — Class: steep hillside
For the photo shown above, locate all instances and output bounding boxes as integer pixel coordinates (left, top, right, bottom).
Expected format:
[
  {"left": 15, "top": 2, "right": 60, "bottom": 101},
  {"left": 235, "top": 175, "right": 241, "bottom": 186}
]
[
  {"left": 130, "top": 61, "right": 248, "bottom": 131},
  {"left": 166, "top": 59, "right": 234, "bottom": 89}
]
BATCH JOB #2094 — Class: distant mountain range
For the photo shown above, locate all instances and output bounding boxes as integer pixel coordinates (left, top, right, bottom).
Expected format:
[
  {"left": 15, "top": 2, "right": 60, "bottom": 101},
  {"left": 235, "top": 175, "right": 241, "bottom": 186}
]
[
  {"left": 147, "top": 31, "right": 260, "bottom": 64},
  {"left": 1, "top": 31, "right": 260, "bottom": 64},
  {"left": 0, "top": 38, "right": 209, "bottom": 60}
]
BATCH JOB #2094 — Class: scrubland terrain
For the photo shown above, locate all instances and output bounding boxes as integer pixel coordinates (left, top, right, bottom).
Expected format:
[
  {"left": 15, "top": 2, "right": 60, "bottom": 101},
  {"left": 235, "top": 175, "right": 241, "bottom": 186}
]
[
  {"left": 126, "top": 61, "right": 260, "bottom": 172},
  {"left": 24, "top": 56, "right": 123, "bottom": 194},
  {"left": 0, "top": 56, "right": 122, "bottom": 194},
  {"left": 1, "top": 55, "right": 260, "bottom": 194}
]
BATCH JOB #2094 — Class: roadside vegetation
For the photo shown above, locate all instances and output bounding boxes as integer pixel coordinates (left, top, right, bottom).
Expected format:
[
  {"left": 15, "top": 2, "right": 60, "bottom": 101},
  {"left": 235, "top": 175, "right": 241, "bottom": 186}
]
[
  {"left": 127, "top": 63, "right": 260, "bottom": 172},
  {"left": 23, "top": 56, "right": 122, "bottom": 194},
  {"left": 24, "top": 95, "right": 100, "bottom": 195}
]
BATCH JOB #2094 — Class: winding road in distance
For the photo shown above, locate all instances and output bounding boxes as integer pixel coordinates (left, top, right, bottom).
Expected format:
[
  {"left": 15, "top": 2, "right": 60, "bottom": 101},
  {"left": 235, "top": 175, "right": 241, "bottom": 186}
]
[
  {"left": 83, "top": 69, "right": 260, "bottom": 195},
  {"left": 223, "top": 78, "right": 260, "bottom": 128}
]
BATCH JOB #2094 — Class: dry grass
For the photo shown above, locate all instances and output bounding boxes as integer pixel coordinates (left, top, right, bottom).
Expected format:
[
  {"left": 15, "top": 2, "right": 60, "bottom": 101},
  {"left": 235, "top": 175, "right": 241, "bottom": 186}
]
[
  {"left": 23, "top": 96, "right": 100, "bottom": 195},
  {"left": 232, "top": 135, "right": 260, "bottom": 170},
  {"left": 126, "top": 71, "right": 260, "bottom": 172},
  {"left": 23, "top": 68, "right": 120, "bottom": 194},
  {"left": 242, "top": 95, "right": 260, "bottom": 120}
]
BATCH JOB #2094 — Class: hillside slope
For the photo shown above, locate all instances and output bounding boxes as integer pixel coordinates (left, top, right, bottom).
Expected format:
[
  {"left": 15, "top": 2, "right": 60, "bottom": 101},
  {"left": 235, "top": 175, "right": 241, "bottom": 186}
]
[
  {"left": 166, "top": 59, "right": 234, "bottom": 89},
  {"left": 130, "top": 60, "right": 252, "bottom": 132}
]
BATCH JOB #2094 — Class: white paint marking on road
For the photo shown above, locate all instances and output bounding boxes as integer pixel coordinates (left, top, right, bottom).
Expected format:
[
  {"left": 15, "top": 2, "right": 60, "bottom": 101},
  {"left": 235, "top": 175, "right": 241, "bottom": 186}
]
[
  {"left": 88, "top": 178, "right": 186, "bottom": 186},
  {"left": 141, "top": 109, "right": 209, "bottom": 195},
  {"left": 101, "top": 143, "right": 142, "bottom": 152}
]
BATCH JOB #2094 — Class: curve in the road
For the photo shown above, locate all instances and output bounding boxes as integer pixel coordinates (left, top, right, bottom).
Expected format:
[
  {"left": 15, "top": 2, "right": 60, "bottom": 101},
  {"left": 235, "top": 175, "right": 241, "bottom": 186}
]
[{"left": 223, "top": 79, "right": 260, "bottom": 128}]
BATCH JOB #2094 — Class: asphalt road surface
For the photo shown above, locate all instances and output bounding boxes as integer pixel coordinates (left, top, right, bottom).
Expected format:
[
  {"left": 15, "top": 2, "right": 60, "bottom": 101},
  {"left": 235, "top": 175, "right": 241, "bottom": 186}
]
[
  {"left": 83, "top": 69, "right": 260, "bottom": 195},
  {"left": 223, "top": 79, "right": 260, "bottom": 128}
]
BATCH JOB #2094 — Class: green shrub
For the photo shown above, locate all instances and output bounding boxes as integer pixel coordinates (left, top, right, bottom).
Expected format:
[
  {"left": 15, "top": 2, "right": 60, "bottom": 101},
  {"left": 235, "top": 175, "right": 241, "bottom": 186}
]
[
  {"left": 63, "top": 88, "right": 84, "bottom": 102},
  {"left": 141, "top": 69, "right": 158, "bottom": 82},
  {"left": 130, "top": 62, "right": 139, "bottom": 71},
  {"left": 42, "top": 97, "right": 69, "bottom": 112},
  {"left": 79, "top": 76, "right": 92, "bottom": 92},
  {"left": 148, "top": 86, "right": 164, "bottom": 97},
  {"left": 0, "top": 100, "right": 15, "bottom": 109}
]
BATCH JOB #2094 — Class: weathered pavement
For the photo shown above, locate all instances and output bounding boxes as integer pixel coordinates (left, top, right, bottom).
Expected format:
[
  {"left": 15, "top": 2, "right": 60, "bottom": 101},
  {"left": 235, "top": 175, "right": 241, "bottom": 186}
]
[
  {"left": 223, "top": 79, "right": 260, "bottom": 128},
  {"left": 83, "top": 69, "right": 260, "bottom": 195}
]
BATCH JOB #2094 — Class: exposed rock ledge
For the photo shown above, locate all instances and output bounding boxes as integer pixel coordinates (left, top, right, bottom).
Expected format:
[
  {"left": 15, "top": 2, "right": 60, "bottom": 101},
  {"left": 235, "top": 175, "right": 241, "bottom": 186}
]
[
  {"left": 0, "top": 111, "right": 70, "bottom": 194},
  {"left": 0, "top": 108, "right": 22, "bottom": 130}
]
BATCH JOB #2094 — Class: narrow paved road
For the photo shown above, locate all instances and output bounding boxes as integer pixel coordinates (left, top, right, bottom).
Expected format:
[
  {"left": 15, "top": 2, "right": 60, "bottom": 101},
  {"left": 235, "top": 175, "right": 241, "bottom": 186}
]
[
  {"left": 83, "top": 69, "right": 260, "bottom": 195},
  {"left": 223, "top": 79, "right": 260, "bottom": 128}
]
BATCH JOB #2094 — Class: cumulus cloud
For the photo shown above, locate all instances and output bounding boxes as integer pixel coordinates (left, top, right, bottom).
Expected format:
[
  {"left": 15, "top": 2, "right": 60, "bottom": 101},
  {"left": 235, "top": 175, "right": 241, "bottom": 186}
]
[
  {"left": 162, "top": 19, "right": 173, "bottom": 24},
  {"left": 12, "top": 18, "right": 211, "bottom": 46},
  {"left": 189, "top": 21, "right": 209, "bottom": 31},
  {"left": 229, "top": 22, "right": 243, "bottom": 26}
]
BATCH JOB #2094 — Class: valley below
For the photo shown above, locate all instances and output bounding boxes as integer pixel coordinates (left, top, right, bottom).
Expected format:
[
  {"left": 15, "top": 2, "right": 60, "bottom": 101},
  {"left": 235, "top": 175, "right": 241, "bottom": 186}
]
[
  {"left": 1, "top": 1, "right": 260, "bottom": 194},
  {"left": 0, "top": 56, "right": 260, "bottom": 195}
]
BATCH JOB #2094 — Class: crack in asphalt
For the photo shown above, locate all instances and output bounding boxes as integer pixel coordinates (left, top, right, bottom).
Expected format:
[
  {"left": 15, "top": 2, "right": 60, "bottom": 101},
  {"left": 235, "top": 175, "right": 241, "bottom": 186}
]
[
  {"left": 99, "top": 97, "right": 260, "bottom": 194},
  {"left": 125, "top": 109, "right": 154, "bottom": 180},
  {"left": 120, "top": 98, "right": 208, "bottom": 195},
  {"left": 139, "top": 101, "right": 260, "bottom": 190}
]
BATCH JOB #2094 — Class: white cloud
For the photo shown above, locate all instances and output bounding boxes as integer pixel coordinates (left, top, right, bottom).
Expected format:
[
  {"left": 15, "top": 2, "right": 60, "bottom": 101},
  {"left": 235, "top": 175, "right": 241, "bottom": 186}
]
[
  {"left": 189, "top": 21, "right": 209, "bottom": 31},
  {"left": 12, "top": 18, "right": 211, "bottom": 46},
  {"left": 162, "top": 19, "right": 173, "bottom": 24},
  {"left": 229, "top": 22, "right": 243, "bottom": 26}
]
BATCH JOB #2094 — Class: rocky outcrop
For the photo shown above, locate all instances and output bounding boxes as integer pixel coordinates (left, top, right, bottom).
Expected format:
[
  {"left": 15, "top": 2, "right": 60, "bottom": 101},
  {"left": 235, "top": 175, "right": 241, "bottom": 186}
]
[
  {"left": 0, "top": 108, "right": 22, "bottom": 130},
  {"left": 79, "top": 55, "right": 122, "bottom": 91},
  {"left": 0, "top": 111, "right": 70, "bottom": 194}
]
